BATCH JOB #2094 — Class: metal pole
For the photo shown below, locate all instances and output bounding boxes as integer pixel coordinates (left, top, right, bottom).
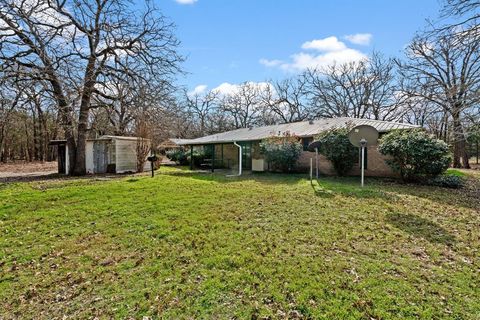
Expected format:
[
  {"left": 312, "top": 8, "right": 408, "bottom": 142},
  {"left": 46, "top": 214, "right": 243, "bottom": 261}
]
[
  {"left": 361, "top": 146, "right": 365, "bottom": 187},
  {"left": 310, "top": 158, "right": 313, "bottom": 182},
  {"left": 315, "top": 147, "right": 319, "bottom": 179}
]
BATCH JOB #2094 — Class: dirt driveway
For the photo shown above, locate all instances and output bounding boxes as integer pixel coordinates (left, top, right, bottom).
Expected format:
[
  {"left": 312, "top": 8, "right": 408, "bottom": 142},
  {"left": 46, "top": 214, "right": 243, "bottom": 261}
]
[{"left": 0, "top": 161, "right": 58, "bottom": 182}]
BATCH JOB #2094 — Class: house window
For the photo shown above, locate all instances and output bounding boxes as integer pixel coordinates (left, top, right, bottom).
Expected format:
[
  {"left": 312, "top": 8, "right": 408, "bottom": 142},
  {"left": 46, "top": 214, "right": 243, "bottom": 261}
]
[{"left": 302, "top": 137, "right": 313, "bottom": 151}]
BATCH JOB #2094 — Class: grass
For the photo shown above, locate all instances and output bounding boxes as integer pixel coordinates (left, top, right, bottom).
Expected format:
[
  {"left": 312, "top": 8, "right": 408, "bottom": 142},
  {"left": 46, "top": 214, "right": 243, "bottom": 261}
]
[
  {"left": 0, "top": 167, "right": 479, "bottom": 319},
  {"left": 445, "top": 168, "right": 468, "bottom": 177}
]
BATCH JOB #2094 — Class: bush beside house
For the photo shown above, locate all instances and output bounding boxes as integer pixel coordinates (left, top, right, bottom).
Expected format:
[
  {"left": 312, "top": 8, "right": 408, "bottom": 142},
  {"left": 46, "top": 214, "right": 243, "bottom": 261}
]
[
  {"left": 378, "top": 129, "right": 452, "bottom": 182},
  {"left": 166, "top": 148, "right": 208, "bottom": 167},
  {"left": 189, "top": 149, "right": 207, "bottom": 167},
  {"left": 166, "top": 149, "right": 189, "bottom": 165},
  {"left": 260, "top": 135, "right": 303, "bottom": 172},
  {"left": 315, "top": 128, "right": 358, "bottom": 176}
]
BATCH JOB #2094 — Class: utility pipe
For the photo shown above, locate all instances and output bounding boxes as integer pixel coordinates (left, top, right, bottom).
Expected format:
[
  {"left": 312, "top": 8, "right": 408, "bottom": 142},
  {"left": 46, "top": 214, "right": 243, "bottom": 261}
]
[{"left": 227, "top": 141, "right": 242, "bottom": 176}]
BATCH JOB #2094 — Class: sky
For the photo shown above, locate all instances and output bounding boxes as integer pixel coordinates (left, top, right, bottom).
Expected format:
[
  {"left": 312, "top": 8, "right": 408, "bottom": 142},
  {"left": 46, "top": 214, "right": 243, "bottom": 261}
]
[{"left": 159, "top": 0, "right": 443, "bottom": 95}]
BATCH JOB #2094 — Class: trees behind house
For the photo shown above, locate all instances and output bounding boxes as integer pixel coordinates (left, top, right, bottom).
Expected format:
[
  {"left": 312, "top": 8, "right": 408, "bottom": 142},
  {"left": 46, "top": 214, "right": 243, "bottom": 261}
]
[
  {"left": 397, "top": 28, "right": 480, "bottom": 168},
  {"left": 304, "top": 53, "right": 404, "bottom": 121}
]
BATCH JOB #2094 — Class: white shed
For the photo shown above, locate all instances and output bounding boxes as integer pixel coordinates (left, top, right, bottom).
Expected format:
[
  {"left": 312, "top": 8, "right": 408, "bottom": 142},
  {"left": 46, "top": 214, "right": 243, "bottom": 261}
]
[{"left": 51, "top": 136, "right": 151, "bottom": 174}]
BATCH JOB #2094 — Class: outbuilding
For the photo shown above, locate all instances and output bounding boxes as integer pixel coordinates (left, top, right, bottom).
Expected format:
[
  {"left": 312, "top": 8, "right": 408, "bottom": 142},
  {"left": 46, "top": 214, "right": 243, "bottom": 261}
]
[{"left": 50, "top": 135, "right": 151, "bottom": 174}]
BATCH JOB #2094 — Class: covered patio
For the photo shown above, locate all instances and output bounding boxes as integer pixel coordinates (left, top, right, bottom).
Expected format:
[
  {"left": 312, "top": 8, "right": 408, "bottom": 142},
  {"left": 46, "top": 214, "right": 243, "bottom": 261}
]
[{"left": 180, "top": 141, "right": 260, "bottom": 175}]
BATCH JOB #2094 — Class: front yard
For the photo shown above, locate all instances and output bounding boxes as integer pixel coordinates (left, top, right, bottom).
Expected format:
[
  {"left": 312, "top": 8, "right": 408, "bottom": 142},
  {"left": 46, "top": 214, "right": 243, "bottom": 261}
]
[{"left": 0, "top": 167, "right": 479, "bottom": 319}]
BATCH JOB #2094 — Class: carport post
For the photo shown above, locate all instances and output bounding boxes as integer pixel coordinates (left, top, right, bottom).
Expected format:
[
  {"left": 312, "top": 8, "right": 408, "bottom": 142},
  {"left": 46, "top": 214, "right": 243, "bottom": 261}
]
[
  {"left": 212, "top": 144, "right": 215, "bottom": 173},
  {"left": 190, "top": 145, "right": 193, "bottom": 170},
  {"left": 361, "top": 146, "right": 365, "bottom": 188}
]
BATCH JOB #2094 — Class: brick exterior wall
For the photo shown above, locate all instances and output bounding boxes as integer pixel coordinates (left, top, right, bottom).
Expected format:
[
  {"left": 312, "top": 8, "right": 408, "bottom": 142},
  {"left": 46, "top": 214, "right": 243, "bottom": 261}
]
[{"left": 297, "top": 145, "right": 396, "bottom": 177}]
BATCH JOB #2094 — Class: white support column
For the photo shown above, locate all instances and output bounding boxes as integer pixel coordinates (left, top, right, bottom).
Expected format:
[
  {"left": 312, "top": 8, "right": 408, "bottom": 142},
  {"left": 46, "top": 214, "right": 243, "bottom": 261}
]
[
  {"left": 233, "top": 141, "right": 242, "bottom": 176},
  {"left": 361, "top": 146, "right": 365, "bottom": 188}
]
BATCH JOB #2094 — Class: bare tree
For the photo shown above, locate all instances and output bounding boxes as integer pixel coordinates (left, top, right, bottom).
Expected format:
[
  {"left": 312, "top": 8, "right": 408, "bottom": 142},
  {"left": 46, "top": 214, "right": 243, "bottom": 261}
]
[
  {"left": 438, "top": 0, "right": 480, "bottom": 38},
  {"left": 185, "top": 89, "right": 220, "bottom": 135},
  {"left": 219, "top": 82, "right": 266, "bottom": 128},
  {"left": 267, "top": 76, "right": 312, "bottom": 123},
  {"left": 0, "top": 0, "right": 182, "bottom": 175},
  {"left": 134, "top": 110, "right": 152, "bottom": 173},
  {"left": 397, "top": 30, "right": 480, "bottom": 168},
  {"left": 304, "top": 53, "right": 403, "bottom": 121},
  {"left": 0, "top": 76, "right": 22, "bottom": 162}
]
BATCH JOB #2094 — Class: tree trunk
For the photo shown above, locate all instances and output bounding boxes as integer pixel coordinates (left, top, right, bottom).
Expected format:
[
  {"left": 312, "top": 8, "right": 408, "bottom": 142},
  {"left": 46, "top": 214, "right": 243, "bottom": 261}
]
[
  {"left": 34, "top": 99, "right": 47, "bottom": 162},
  {"left": 48, "top": 73, "right": 76, "bottom": 173},
  {"left": 73, "top": 105, "right": 89, "bottom": 175},
  {"left": 476, "top": 140, "right": 479, "bottom": 164},
  {"left": 452, "top": 114, "right": 470, "bottom": 168},
  {"left": 72, "top": 57, "right": 97, "bottom": 176}
]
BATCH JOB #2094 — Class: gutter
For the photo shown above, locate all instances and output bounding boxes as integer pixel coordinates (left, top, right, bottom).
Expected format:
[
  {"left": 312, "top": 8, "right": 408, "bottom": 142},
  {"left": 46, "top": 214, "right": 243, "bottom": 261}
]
[{"left": 227, "top": 141, "right": 242, "bottom": 176}]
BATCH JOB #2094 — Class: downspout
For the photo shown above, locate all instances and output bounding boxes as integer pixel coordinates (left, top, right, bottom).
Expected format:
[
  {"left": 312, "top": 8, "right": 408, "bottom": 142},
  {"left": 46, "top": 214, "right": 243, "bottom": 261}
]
[{"left": 228, "top": 141, "right": 242, "bottom": 176}]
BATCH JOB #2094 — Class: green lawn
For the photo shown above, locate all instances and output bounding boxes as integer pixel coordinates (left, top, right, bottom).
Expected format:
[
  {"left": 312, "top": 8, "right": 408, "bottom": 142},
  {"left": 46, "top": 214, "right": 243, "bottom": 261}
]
[{"left": 0, "top": 167, "right": 479, "bottom": 319}]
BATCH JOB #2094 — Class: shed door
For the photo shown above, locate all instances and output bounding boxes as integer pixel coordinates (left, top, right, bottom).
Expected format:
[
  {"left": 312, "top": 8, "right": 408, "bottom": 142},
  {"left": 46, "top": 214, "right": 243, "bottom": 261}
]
[
  {"left": 57, "top": 145, "right": 66, "bottom": 174},
  {"left": 93, "top": 141, "right": 108, "bottom": 173}
]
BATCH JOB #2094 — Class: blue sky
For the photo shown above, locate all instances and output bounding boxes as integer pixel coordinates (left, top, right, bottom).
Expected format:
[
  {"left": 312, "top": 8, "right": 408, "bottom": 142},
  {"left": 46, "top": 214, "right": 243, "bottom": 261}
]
[{"left": 160, "top": 0, "right": 442, "bottom": 94}]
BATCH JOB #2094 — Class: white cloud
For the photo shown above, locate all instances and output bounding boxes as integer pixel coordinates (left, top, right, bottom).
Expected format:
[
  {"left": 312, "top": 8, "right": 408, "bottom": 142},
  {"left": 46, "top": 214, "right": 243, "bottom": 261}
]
[
  {"left": 175, "top": 0, "right": 197, "bottom": 4},
  {"left": 212, "top": 82, "right": 273, "bottom": 96},
  {"left": 212, "top": 83, "right": 239, "bottom": 96},
  {"left": 281, "top": 49, "right": 367, "bottom": 72},
  {"left": 188, "top": 84, "right": 208, "bottom": 96},
  {"left": 261, "top": 35, "right": 368, "bottom": 72},
  {"left": 259, "top": 58, "right": 283, "bottom": 67},
  {"left": 344, "top": 33, "right": 372, "bottom": 46},
  {"left": 301, "top": 36, "right": 347, "bottom": 52}
]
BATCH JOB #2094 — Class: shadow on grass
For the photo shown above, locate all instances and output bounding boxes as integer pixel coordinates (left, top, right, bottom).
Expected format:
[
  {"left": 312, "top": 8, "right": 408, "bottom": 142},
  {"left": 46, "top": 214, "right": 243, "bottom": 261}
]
[
  {"left": 162, "top": 168, "right": 398, "bottom": 199},
  {"left": 161, "top": 168, "right": 478, "bottom": 210},
  {"left": 310, "top": 177, "right": 394, "bottom": 200},
  {"left": 376, "top": 178, "right": 480, "bottom": 210},
  {"left": 310, "top": 182, "right": 335, "bottom": 198},
  {"left": 386, "top": 212, "right": 456, "bottom": 246},
  {"left": 160, "top": 169, "right": 307, "bottom": 185}
]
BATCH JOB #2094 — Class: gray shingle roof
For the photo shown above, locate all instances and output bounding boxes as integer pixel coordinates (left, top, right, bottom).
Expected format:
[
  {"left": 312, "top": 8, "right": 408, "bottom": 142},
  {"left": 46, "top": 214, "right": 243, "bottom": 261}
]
[{"left": 172, "top": 117, "right": 420, "bottom": 145}]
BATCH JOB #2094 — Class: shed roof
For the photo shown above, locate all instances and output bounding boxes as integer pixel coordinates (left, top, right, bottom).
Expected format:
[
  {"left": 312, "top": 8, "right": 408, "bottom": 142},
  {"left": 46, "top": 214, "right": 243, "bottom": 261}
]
[
  {"left": 96, "top": 135, "right": 149, "bottom": 141},
  {"left": 49, "top": 136, "right": 149, "bottom": 145},
  {"left": 171, "top": 117, "right": 420, "bottom": 145}
]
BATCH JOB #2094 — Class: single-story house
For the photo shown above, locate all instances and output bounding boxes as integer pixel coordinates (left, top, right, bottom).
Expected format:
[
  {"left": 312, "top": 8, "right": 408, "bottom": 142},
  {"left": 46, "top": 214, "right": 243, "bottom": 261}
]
[
  {"left": 171, "top": 117, "right": 420, "bottom": 177},
  {"left": 50, "top": 135, "right": 151, "bottom": 174}
]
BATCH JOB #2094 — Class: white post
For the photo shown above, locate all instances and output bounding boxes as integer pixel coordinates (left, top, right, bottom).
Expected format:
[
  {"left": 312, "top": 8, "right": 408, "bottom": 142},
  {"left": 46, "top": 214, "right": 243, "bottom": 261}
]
[
  {"left": 310, "top": 158, "right": 313, "bottom": 182},
  {"left": 361, "top": 146, "right": 365, "bottom": 188},
  {"left": 233, "top": 141, "right": 242, "bottom": 176},
  {"left": 315, "top": 147, "right": 319, "bottom": 179}
]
